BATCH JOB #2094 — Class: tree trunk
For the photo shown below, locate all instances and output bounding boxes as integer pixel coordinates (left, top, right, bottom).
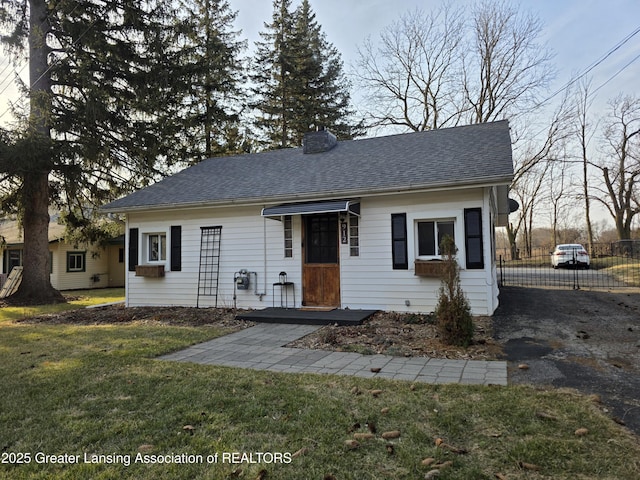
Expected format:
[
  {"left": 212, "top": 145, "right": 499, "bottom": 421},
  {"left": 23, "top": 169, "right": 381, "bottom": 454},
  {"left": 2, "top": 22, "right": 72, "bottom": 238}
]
[
  {"left": 7, "top": 0, "right": 64, "bottom": 305},
  {"left": 11, "top": 172, "right": 64, "bottom": 304},
  {"left": 582, "top": 141, "right": 594, "bottom": 254},
  {"left": 506, "top": 222, "right": 519, "bottom": 260}
]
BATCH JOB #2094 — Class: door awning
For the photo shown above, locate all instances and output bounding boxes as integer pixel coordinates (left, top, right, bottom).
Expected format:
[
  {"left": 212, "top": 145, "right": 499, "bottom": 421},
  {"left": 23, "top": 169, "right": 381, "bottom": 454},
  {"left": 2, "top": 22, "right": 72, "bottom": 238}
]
[{"left": 261, "top": 199, "right": 360, "bottom": 217}]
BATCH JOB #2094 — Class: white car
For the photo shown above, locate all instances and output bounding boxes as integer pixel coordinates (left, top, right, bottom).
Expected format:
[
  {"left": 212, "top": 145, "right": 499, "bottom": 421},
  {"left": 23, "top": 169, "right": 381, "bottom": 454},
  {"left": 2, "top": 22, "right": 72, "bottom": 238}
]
[{"left": 551, "top": 244, "right": 590, "bottom": 269}]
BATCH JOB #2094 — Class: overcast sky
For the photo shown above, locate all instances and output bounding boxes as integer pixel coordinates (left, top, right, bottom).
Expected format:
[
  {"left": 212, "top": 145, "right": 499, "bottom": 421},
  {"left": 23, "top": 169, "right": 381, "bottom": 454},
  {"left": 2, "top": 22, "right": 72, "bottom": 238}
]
[
  {"left": 231, "top": 0, "right": 639, "bottom": 114},
  {"left": 1, "top": 0, "right": 638, "bottom": 127}
]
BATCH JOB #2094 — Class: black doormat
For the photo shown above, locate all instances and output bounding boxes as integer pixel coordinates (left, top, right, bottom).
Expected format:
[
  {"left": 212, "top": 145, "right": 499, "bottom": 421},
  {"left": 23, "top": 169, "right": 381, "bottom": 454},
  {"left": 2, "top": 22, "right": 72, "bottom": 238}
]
[{"left": 236, "top": 307, "right": 378, "bottom": 326}]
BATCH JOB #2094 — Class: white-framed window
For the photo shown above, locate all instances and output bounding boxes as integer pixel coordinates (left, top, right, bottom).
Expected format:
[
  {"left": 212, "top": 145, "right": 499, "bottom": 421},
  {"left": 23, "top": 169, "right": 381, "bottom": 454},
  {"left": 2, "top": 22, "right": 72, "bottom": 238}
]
[
  {"left": 349, "top": 214, "right": 359, "bottom": 256},
  {"left": 416, "top": 219, "right": 455, "bottom": 258},
  {"left": 283, "top": 215, "right": 293, "bottom": 258},
  {"left": 146, "top": 233, "right": 167, "bottom": 262}
]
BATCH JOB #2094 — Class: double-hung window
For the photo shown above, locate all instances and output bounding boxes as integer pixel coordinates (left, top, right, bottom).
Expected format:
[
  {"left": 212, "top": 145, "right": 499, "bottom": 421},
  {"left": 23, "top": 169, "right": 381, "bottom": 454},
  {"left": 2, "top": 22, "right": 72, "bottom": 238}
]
[
  {"left": 392, "top": 209, "right": 484, "bottom": 271},
  {"left": 147, "top": 233, "right": 166, "bottom": 262},
  {"left": 129, "top": 227, "right": 181, "bottom": 272},
  {"left": 416, "top": 220, "right": 455, "bottom": 257}
]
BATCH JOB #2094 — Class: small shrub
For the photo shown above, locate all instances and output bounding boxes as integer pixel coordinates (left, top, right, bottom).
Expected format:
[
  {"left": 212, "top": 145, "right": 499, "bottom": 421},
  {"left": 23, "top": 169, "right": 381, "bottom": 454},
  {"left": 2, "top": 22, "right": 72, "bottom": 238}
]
[
  {"left": 434, "top": 235, "right": 473, "bottom": 347},
  {"left": 320, "top": 327, "right": 338, "bottom": 344}
]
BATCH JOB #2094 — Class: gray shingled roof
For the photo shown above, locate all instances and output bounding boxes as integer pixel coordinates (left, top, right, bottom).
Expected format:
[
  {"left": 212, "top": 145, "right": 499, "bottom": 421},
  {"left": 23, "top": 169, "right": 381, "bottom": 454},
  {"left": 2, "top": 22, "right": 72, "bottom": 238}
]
[{"left": 103, "top": 120, "right": 513, "bottom": 212}]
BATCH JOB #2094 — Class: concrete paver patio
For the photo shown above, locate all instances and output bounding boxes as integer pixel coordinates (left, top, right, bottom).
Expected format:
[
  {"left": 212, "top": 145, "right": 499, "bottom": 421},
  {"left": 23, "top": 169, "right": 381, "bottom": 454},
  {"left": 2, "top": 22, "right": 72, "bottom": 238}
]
[{"left": 159, "top": 323, "right": 507, "bottom": 385}]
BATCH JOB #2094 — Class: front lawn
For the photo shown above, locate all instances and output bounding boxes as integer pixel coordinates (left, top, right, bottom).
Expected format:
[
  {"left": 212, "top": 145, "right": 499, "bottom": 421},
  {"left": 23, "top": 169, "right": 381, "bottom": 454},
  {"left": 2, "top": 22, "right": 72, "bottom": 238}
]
[
  {"left": 603, "top": 262, "right": 640, "bottom": 286},
  {"left": 0, "top": 317, "right": 639, "bottom": 479}
]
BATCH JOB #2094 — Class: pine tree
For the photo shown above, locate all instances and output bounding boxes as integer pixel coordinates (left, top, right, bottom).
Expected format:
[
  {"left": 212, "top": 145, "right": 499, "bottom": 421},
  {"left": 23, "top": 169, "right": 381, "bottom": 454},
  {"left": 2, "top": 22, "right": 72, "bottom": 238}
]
[
  {"left": 434, "top": 235, "right": 474, "bottom": 347},
  {"left": 0, "top": 0, "right": 234, "bottom": 304},
  {"left": 251, "top": 0, "right": 361, "bottom": 149},
  {"left": 289, "top": 0, "right": 358, "bottom": 143},
  {"left": 173, "top": 0, "right": 248, "bottom": 161},
  {"left": 251, "top": 0, "right": 297, "bottom": 149}
]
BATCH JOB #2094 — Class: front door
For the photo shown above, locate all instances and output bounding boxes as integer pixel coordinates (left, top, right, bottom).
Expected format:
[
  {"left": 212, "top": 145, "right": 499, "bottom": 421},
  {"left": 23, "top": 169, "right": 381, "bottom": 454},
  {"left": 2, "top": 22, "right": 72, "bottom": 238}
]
[{"left": 302, "top": 214, "right": 340, "bottom": 307}]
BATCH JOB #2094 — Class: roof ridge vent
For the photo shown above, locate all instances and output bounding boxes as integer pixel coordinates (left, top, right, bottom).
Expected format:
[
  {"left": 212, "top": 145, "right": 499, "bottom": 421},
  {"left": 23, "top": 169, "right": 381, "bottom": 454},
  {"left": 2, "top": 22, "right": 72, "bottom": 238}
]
[{"left": 303, "top": 129, "right": 337, "bottom": 154}]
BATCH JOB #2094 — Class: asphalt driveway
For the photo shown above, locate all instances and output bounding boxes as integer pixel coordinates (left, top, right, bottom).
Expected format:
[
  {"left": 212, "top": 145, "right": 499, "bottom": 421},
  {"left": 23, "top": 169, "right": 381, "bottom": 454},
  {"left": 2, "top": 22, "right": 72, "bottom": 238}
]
[{"left": 493, "top": 286, "right": 640, "bottom": 437}]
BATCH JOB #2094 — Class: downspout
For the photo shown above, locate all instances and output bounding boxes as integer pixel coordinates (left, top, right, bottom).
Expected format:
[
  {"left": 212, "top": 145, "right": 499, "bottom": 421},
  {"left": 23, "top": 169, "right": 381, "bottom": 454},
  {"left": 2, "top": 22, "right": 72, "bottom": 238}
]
[{"left": 258, "top": 216, "right": 268, "bottom": 300}]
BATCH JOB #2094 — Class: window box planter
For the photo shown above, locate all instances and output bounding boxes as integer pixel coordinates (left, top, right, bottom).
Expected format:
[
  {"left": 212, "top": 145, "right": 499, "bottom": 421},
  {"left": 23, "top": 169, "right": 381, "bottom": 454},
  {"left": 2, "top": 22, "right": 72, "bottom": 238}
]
[
  {"left": 414, "top": 259, "right": 446, "bottom": 278},
  {"left": 135, "top": 265, "right": 165, "bottom": 278}
]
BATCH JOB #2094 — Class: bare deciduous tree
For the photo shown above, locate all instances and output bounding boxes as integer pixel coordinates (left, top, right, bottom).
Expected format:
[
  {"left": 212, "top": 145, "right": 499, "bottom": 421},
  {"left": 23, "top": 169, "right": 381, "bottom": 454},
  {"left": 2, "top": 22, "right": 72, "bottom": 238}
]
[
  {"left": 573, "top": 79, "right": 598, "bottom": 253},
  {"left": 464, "top": 0, "right": 554, "bottom": 124},
  {"left": 506, "top": 92, "right": 574, "bottom": 257},
  {"left": 546, "top": 147, "right": 574, "bottom": 246},
  {"left": 354, "top": 0, "right": 554, "bottom": 131},
  {"left": 354, "top": 4, "right": 465, "bottom": 132},
  {"left": 593, "top": 95, "right": 640, "bottom": 240}
]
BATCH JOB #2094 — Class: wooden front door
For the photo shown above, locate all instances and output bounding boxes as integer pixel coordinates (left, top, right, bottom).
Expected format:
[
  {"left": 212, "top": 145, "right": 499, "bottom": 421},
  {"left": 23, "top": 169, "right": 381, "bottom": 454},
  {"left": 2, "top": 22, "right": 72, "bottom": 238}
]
[{"left": 302, "top": 214, "right": 340, "bottom": 307}]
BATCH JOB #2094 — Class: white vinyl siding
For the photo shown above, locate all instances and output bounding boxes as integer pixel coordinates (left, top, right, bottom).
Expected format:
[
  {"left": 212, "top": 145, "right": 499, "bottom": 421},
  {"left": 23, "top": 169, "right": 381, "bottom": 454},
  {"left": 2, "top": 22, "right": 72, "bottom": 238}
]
[
  {"left": 124, "top": 188, "right": 499, "bottom": 315},
  {"left": 339, "top": 189, "right": 496, "bottom": 315},
  {"left": 126, "top": 206, "right": 300, "bottom": 309}
]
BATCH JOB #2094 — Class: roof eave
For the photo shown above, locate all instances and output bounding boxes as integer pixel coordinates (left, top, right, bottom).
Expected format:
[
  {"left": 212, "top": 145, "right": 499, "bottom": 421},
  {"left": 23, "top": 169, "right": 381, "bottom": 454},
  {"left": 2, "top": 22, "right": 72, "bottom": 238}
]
[{"left": 102, "top": 174, "right": 514, "bottom": 215}]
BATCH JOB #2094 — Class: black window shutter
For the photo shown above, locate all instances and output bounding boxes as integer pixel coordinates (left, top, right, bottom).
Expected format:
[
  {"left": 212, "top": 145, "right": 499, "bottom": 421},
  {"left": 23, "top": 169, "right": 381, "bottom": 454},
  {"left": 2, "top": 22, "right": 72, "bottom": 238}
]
[
  {"left": 464, "top": 208, "right": 484, "bottom": 269},
  {"left": 170, "top": 225, "right": 182, "bottom": 271},
  {"left": 391, "top": 213, "right": 408, "bottom": 270},
  {"left": 128, "top": 228, "right": 139, "bottom": 272}
]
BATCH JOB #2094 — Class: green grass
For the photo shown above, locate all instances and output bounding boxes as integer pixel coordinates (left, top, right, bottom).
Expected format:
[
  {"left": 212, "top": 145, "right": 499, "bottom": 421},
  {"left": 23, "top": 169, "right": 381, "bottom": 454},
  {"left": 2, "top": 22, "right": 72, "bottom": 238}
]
[
  {"left": 0, "top": 318, "right": 639, "bottom": 479},
  {"left": 603, "top": 263, "right": 640, "bottom": 286},
  {"left": 0, "top": 288, "right": 124, "bottom": 323}
]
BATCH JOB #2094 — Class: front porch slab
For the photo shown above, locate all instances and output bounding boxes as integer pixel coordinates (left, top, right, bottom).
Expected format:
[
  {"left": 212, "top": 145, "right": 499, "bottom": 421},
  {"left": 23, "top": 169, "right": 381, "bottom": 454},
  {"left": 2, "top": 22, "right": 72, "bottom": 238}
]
[{"left": 235, "top": 307, "right": 378, "bottom": 326}]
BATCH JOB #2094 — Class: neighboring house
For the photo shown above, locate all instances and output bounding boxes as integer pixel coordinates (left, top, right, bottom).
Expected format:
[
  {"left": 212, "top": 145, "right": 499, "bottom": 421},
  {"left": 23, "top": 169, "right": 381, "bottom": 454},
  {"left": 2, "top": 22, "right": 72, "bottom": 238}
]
[
  {"left": 0, "top": 217, "right": 125, "bottom": 291},
  {"left": 103, "top": 121, "right": 514, "bottom": 315}
]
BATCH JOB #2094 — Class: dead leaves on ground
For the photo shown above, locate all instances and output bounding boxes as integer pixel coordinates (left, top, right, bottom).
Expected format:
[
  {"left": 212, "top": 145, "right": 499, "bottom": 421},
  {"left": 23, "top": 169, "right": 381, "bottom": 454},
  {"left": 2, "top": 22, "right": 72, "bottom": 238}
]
[
  {"left": 345, "top": 428, "right": 401, "bottom": 448},
  {"left": 344, "top": 385, "right": 467, "bottom": 476},
  {"left": 434, "top": 437, "right": 468, "bottom": 454}
]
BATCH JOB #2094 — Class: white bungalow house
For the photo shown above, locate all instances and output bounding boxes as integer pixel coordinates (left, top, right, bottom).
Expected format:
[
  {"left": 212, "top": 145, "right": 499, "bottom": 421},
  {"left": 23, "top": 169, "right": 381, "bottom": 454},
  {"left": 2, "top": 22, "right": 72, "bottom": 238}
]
[
  {"left": 102, "top": 121, "right": 513, "bottom": 315},
  {"left": 0, "top": 216, "right": 125, "bottom": 292}
]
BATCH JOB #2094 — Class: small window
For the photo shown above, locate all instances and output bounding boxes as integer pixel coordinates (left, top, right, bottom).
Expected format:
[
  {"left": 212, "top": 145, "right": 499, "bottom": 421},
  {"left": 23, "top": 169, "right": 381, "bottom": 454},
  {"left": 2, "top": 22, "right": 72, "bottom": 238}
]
[
  {"left": 5, "top": 249, "right": 22, "bottom": 273},
  {"left": 417, "top": 220, "right": 454, "bottom": 257},
  {"left": 283, "top": 215, "right": 293, "bottom": 258},
  {"left": 349, "top": 214, "right": 359, "bottom": 257},
  {"left": 147, "top": 233, "right": 167, "bottom": 262},
  {"left": 67, "top": 251, "right": 86, "bottom": 272}
]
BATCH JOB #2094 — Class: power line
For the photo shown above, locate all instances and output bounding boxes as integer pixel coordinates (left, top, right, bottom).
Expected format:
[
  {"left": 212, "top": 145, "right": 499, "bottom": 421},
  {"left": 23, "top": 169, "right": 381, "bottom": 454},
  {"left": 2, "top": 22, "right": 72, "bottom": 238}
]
[
  {"left": 0, "top": 15, "right": 99, "bottom": 122},
  {"left": 524, "top": 24, "right": 640, "bottom": 115},
  {"left": 0, "top": 58, "right": 15, "bottom": 89},
  {"left": 0, "top": 1, "right": 84, "bottom": 121},
  {"left": 591, "top": 51, "right": 640, "bottom": 97},
  {"left": 0, "top": 62, "right": 27, "bottom": 97}
]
